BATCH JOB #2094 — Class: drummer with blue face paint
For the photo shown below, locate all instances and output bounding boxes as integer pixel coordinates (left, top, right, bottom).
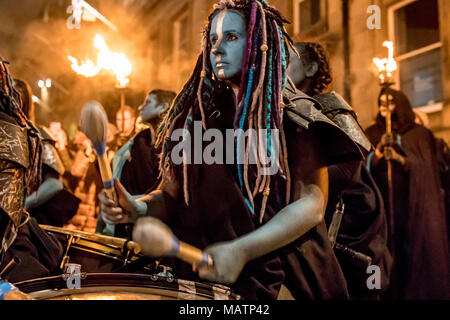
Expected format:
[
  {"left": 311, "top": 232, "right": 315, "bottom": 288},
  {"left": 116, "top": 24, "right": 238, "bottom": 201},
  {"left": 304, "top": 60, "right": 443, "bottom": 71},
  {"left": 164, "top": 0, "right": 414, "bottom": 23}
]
[
  {"left": 99, "top": 0, "right": 362, "bottom": 300},
  {"left": 210, "top": 9, "right": 247, "bottom": 83}
]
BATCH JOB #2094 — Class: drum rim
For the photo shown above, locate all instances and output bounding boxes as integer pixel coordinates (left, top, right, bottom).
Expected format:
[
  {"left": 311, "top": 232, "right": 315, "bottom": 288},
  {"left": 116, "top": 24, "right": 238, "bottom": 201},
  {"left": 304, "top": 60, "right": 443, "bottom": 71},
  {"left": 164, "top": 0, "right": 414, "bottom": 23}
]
[{"left": 14, "top": 273, "right": 240, "bottom": 300}]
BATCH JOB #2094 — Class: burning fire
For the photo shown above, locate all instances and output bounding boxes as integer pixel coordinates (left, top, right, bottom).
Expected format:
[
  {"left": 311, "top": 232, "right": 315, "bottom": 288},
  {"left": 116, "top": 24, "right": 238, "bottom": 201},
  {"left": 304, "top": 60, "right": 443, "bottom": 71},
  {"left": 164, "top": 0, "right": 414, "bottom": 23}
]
[
  {"left": 68, "top": 34, "right": 132, "bottom": 87},
  {"left": 373, "top": 41, "right": 398, "bottom": 83}
]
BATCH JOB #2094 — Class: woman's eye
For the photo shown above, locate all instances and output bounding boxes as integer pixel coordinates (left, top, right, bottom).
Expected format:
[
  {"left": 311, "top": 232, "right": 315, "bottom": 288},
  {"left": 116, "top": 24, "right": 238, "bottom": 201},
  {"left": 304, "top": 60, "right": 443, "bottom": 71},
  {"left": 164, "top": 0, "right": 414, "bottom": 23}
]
[
  {"left": 227, "top": 34, "right": 238, "bottom": 41},
  {"left": 210, "top": 38, "right": 217, "bottom": 45}
]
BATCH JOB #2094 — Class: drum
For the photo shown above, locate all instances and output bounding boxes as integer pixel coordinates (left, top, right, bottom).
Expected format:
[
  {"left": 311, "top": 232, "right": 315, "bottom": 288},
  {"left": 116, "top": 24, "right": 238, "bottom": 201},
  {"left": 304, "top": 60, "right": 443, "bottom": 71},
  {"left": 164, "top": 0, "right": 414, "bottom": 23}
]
[
  {"left": 14, "top": 273, "right": 241, "bottom": 300},
  {"left": 40, "top": 225, "right": 157, "bottom": 274}
]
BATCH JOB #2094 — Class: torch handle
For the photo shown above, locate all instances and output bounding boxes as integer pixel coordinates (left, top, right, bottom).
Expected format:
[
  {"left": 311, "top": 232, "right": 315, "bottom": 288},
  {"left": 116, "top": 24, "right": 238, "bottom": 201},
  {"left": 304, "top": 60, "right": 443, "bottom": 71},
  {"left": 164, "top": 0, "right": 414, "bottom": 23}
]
[{"left": 384, "top": 93, "right": 395, "bottom": 258}]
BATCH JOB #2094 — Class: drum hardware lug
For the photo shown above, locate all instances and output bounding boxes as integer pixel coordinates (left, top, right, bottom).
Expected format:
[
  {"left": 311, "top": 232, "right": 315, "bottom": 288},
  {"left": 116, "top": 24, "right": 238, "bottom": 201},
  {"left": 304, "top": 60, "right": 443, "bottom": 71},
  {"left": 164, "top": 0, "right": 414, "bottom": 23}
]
[
  {"left": 122, "top": 240, "right": 141, "bottom": 261},
  {"left": 157, "top": 265, "right": 174, "bottom": 282},
  {"left": 60, "top": 235, "right": 81, "bottom": 271},
  {"left": 122, "top": 249, "right": 133, "bottom": 266},
  {"left": 60, "top": 255, "right": 70, "bottom": 272},
  {"left": 60, "top": 234, "right": 74, "bottom": 270}
]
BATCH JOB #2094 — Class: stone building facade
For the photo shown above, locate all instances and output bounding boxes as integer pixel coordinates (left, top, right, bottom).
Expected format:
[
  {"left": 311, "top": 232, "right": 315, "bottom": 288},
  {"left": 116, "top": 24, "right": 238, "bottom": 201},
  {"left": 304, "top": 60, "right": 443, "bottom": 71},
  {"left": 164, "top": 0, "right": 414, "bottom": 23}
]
[{"left": 141, "top": 0, "right": 450, "bottom": 140}]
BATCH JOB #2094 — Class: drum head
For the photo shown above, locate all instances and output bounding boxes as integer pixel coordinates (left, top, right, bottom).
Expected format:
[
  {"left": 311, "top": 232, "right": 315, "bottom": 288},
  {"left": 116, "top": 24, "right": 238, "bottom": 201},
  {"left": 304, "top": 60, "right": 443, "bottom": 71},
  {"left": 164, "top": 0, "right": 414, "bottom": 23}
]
[{"left": 14, "top": 273, "right": 241, "bottom": 300}]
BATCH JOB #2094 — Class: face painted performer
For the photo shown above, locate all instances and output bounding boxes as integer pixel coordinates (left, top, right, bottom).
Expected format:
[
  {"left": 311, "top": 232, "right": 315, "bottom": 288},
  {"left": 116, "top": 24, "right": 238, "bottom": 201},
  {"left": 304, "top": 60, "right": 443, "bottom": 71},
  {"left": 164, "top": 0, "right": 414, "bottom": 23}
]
[
  {"left": 99, "top": 0, "right": 363, "bottom": 300},
  {"left": 366, "top": 87, "right": 450, "bottom": 299},
  {"left": 97, "top": 90, "right": 176, "bottom": 237}
]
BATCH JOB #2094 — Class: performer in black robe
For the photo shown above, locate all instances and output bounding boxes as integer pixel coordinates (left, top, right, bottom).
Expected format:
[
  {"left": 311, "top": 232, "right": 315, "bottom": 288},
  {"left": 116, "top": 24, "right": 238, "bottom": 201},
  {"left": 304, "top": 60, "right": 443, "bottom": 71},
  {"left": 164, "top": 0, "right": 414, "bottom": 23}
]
[
  {"left": 0, "top": 59, "right": 62, "bottom": 287},
  {"left": 366, "top": 87, "right": 450, "bottom": 299},
  {"left": 99, "top": 0, "right": 363, "bottom": 300},
  {"left": 287, "top": 42, "right": 392, "bottom": 299}
]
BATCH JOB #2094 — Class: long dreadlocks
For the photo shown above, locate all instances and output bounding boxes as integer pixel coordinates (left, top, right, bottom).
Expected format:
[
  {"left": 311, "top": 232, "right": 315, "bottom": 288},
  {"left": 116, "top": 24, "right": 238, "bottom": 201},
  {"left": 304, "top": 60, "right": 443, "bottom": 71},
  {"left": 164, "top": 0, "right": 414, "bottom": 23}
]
[
  {"left": 0, "top": 58, "right": 42, "bottom": 192},
  {"left": 156, "top": 0, "right": 297, "bottom": 222}
]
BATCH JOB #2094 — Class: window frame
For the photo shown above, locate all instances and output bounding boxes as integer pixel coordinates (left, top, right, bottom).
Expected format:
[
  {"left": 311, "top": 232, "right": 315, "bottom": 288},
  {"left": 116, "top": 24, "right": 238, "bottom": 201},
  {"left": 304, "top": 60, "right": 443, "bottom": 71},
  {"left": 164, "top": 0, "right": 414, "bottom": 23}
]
[
  {"left": 293, "top": 0, "right": 328, "bottom": 37},
  {"left": 388, "top": 0, "right": 443, "bottom": 113},
  {"left": 173, "top": 8, "right": 190, "bottom": 60}
]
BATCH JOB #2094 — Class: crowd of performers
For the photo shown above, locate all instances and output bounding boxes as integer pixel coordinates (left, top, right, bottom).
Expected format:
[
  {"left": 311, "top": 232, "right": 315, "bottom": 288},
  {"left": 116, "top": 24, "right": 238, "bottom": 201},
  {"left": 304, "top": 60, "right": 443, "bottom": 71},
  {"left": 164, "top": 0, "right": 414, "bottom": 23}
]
[{"left": 1, "top": 0, "right": 449, "bottom": 300}]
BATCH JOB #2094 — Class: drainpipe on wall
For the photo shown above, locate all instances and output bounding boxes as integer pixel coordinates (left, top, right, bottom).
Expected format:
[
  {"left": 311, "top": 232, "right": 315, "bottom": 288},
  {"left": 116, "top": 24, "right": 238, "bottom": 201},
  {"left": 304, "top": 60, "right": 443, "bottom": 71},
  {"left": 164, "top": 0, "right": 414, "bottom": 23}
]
[{"left": 342, "top": 0, "right": 352, "bottom": 104}]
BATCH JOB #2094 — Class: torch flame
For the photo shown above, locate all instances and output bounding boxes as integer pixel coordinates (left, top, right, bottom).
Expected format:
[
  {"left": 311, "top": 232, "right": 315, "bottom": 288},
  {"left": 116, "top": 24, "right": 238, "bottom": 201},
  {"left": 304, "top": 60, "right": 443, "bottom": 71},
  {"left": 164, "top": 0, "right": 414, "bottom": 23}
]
[
  {"left": 68, "top": 34, "right": 132, "bottom": 87},
  {"left": 373, "top": 41, "right": 398, "bottom": 83},
  {"left": 68, "top": 56, "right": 101, "bottom": 78}
]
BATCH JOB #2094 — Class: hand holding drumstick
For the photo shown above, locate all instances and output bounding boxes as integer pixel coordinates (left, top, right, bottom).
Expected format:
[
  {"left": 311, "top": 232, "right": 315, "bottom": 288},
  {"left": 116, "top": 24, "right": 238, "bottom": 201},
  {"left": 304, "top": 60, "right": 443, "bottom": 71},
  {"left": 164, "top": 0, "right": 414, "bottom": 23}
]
[{"left": 132, "top": 217, "right": 213, "bottom": 268}]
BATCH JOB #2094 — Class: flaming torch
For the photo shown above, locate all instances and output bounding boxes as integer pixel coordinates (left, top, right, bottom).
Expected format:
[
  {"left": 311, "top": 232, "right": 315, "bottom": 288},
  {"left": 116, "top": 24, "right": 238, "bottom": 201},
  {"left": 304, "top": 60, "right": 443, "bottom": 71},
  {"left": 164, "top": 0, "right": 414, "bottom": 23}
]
[
  {"left": 373, "top": 41, "right": 397, "bottom": 85},
  {"left": 373, "top": 41, "right": 398, "bottom": 256},
  {"left": 68, "top": 34, "right": 132, "bottom": 106}
]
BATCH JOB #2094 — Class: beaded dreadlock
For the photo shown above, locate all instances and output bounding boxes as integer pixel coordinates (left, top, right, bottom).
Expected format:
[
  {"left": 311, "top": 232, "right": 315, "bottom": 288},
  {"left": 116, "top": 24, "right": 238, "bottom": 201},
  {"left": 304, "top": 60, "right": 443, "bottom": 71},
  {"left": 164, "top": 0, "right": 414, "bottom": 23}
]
[
  {"left": 293, "top": 42, "right": 332, "bottom": 96},
  {"left": 156, "top": 0, "right": 296, "bottom": 222},
  {"left": 0, "top": 58, "right": 42, "bottom": 191}
]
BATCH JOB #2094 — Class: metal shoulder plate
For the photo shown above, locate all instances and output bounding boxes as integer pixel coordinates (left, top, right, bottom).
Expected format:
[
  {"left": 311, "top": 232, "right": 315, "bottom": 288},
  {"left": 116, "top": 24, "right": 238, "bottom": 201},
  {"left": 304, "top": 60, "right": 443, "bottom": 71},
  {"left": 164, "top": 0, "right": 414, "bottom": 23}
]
[
  {"left": 314, "top": 92, "right": 372, "bottom": 153},
  {"left": 0, "top": 161, "right": 26, "bottom": 228},
  {"left": 282, "top": 82, "right": 364, "bottom": 162},
  {"left": 37, "top": 125, "right": 64, "bottom": 175},
  {"left": 0, "top": 118, "right": 30, "bottom": 169},
  {"left": 283, "top": 83, "right": 338, "bottom": 130},
  {"left": 42, "top": 141, "right": 65, "bottom": 176},
  {"left": 38, "top": 125, "right": 56, "bottom": 143}
]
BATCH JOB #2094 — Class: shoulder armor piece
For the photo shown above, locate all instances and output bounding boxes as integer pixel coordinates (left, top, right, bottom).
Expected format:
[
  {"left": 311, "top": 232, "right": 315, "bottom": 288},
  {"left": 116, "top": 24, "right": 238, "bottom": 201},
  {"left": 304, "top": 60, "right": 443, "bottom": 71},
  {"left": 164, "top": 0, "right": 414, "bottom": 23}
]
[
  {"left": 283, "top": 82, "right": 336, "bottom": 129},
  {"left": 282, "top": 81, "right": 364, "bottom": 163},
  {"left": 315, "top": 91, "right": 353, "bottom": 114},
  {"left": 42, "top": 142, "right": 65, "bottom": 175},
  {"left": 0, "top": 119, "right": 30, "bottom": 169},
  {"left": 283, "top": 82, "right": 350, "bottom": 131},
  {"left": 314, "top": 92, "right": 372, "bottom": 153},
  {"left": 38, "top": 126, "right": 56, "bottom": 143}
]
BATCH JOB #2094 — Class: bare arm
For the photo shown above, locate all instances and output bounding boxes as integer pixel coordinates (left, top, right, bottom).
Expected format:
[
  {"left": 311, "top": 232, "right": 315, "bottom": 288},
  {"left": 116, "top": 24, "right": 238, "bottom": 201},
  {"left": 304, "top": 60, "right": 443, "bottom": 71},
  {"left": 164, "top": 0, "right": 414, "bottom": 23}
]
[
  {"left": 198, "top": 128, "right": 329, "bottom": 284},
  {"left": 135, "top": 174, "right": 180, "bottom": 224},
  {"left": 235, "top": 168, "right": 327, "bottom": 263},
  {"left": 99, "top": 171, "right": 180, "bottom": 226},
  {"left": 25, "top": 177, "right": 63, "bottom": 210}
]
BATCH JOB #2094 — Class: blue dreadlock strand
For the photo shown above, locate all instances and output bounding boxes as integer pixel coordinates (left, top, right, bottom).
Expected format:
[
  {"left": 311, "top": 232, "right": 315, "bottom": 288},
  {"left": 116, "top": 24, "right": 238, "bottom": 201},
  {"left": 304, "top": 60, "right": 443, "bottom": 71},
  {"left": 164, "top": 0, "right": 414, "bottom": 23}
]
[
  {"left": 237, "top": 65, "right": 255, "bottom": 189},
  {"left": 266, "top": 47, "right": 273, "bottom": 157},
  {"left": 245, "top": 198, "right": 255, "bottom": 215},
  {"left": 280, "top": 28, "right": 287, "bottom": 90}
]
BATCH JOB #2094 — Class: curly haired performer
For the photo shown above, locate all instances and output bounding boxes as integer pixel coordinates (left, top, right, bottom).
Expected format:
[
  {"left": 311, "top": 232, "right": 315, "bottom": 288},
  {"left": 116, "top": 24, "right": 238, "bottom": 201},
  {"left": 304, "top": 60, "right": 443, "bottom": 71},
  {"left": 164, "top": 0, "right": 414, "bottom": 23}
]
[
  {"left": 287, "top": 42, "right": 393, "bottom": 299},
  {"left": 99, "top": 0, "right": 363, "bottom": 300}
]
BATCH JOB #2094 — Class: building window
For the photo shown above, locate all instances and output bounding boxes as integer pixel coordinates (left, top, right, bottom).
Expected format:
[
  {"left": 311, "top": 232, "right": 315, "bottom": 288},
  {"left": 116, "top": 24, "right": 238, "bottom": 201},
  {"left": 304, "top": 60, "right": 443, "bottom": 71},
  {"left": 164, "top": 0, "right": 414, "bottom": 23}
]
[
  {"left": 293, "top": 0, "right": 328, "bottom": 36},
  {"left": 173, "top": 9, "right": 190, "bottom": 65},
  {"left": 389, "top": 0, "right": 442, "bottom": 112}
]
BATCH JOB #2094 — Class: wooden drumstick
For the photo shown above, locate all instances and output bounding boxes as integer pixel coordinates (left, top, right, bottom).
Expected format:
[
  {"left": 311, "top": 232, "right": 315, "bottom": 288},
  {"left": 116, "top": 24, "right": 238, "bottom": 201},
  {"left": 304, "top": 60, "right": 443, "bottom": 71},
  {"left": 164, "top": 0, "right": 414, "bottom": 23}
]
[
  {"left": 79, "top": 101, "right": 116, "bottom": 235},
  {"left": 133, "top": 217, "right": 213, "bottom": 267}
]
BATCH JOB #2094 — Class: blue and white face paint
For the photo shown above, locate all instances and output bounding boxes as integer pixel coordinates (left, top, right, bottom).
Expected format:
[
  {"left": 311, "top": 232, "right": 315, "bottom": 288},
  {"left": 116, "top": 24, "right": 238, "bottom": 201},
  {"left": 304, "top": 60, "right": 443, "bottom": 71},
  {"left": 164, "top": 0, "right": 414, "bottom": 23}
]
[{"left": 210, "top": 10, "right": 247, "bottom": 82}]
